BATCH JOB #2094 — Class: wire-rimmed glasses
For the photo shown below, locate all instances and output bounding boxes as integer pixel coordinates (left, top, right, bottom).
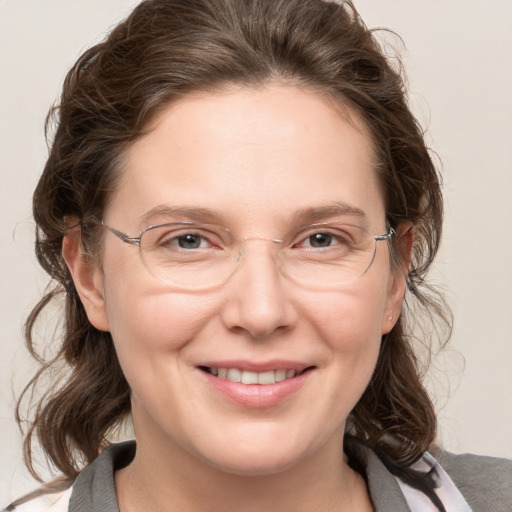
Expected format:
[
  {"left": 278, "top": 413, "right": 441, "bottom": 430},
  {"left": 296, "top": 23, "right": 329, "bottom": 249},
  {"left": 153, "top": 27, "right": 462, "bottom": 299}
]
[{"left": 101, "top": 220, "right": 395, "bottom": 290}]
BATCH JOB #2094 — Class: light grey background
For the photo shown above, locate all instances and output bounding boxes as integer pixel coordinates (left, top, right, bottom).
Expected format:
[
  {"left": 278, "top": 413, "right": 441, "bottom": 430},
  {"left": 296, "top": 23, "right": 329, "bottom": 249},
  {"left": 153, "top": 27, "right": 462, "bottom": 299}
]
[{"left": 1, "top": 0, "right": 511, "bottom": 504}]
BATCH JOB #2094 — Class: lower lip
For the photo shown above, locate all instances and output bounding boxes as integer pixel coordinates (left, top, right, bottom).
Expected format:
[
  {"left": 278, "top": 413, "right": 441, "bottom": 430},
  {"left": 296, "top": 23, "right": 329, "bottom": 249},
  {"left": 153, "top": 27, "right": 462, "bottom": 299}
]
[{"left": 199, "top": 369, "right": 312, "bottom": 408}]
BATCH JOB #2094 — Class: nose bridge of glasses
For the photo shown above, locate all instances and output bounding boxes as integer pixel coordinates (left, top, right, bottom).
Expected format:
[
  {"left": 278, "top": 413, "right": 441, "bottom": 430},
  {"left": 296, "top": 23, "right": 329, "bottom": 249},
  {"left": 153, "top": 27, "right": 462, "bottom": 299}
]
[
  {"left": 234, "top": 236, "right": 284, "bottom": 265},
  {"left": 239, "top": 235, "right": 284, "bottom": 244}
]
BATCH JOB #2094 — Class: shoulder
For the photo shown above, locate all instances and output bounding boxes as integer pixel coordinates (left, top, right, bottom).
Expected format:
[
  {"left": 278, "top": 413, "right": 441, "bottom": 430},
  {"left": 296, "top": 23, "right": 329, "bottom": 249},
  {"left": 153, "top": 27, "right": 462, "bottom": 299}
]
[
  {"left": 436, "top": 450, "right": 512, "bottom": 511},
  {"left": 3, "top": 441, "right": 135, "bottom": 512},
  {"left": 2, "top": 486, "right": 72, "bottom": 512}
]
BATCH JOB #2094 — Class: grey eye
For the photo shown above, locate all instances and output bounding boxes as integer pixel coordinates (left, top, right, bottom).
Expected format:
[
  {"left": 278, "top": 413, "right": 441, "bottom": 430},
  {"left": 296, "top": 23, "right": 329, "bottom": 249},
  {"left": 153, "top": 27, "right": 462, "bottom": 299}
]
[
  {"left": 308, "top": 233, "right": 333, "bottom": 247},
  {"left": 176, "top": 234, "right": 203, "bottom": 249}
]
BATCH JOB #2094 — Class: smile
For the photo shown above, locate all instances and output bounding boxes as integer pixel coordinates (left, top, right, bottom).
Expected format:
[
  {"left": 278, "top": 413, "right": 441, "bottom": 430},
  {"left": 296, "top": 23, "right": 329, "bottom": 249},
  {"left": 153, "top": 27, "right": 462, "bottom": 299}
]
[
  {"left": 201, "top": 367, "right": 303, "bottom": 385},
  {"left": 198, "top": 363, "right": 314, "bottom": 407}
]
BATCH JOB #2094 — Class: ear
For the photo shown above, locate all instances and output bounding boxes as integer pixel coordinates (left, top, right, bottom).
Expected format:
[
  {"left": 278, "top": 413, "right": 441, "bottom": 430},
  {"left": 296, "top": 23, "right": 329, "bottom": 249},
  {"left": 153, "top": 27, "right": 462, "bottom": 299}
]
[
  {"left": 381, "top": 222, "right": 414, "bottom": 334},
  {"left": 62, "top": 224, "right": 110, "bottom": 331}
]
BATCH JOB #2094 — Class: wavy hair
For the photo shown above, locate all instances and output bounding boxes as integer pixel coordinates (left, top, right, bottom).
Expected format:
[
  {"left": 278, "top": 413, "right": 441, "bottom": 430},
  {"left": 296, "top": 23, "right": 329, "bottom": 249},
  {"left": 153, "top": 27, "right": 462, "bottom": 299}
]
[{"left": 18, "top": 0, "right": 450, "bottom": 493}]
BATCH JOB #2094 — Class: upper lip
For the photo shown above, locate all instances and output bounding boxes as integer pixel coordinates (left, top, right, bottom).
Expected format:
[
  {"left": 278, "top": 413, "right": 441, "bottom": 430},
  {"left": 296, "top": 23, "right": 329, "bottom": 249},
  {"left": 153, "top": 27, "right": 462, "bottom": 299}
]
[{"left": 197, "top": 360, "right": 314, "bottom": 373}]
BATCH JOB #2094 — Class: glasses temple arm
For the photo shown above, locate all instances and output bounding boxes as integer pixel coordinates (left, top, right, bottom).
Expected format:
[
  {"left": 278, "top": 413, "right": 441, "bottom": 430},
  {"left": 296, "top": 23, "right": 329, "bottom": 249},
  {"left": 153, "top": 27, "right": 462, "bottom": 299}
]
[{"left": 101, "top": 222, "right": 141, "bottom": 247}]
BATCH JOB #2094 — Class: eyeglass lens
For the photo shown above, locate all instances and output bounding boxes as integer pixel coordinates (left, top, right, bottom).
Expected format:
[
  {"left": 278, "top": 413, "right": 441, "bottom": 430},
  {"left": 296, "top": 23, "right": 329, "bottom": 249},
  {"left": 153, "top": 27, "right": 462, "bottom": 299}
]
[{"left": 136, "top": 222, "right": 386, "bottom": 290}]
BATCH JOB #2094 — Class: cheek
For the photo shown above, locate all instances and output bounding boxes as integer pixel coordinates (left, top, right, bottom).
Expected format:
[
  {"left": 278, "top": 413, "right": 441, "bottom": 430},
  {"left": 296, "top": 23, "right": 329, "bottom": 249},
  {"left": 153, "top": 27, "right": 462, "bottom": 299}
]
[
  {"left": 102, "top": 270, "right": 218, "bottom": 385},
  {"left": 309, "top": 276, "right": 390, "bottom": 343},
  {"left": 304, "top": 277, "right": 389, "bottom": 387},
  {"left": 101, "top": 242, "right": 214, "bottom": 350}
]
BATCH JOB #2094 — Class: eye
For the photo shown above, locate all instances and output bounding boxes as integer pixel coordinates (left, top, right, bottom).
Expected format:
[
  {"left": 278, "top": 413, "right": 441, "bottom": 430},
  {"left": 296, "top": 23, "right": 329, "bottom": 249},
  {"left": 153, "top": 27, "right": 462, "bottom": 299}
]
[
  {"left": 306, "top": 232, "right": 335, "bottom": 248},
  {"left": 161, "top": 231, "right": 220, "bottom": 251},
  {"left": 295, "top": 231, "right": 347, "bottom": 249},
  {"left": 173, "top": 233, "right": 208, "bottom": 250},
  {"left": 142, "top": 224, "right": 225, "bottom": 253},
  {"left": 290, "top": 223, "right": 366, "bottom": 255}
]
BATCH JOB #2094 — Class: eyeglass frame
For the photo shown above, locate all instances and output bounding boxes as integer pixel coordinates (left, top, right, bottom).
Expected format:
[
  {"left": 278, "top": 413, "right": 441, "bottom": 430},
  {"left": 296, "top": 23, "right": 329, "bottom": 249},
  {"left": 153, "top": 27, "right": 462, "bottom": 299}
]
[{"left": 99, "top": 220, "right": 396, "bottom": 289}]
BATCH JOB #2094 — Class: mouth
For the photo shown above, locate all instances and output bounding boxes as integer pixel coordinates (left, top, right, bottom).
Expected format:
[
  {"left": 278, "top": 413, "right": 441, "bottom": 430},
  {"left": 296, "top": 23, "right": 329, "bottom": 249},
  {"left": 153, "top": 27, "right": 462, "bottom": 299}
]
[
  {"left": 198, "top": 366, "right": 314, "bottom": 385},
  {"left": 197, "top": 362, "right": 315, "bottom": 407}
]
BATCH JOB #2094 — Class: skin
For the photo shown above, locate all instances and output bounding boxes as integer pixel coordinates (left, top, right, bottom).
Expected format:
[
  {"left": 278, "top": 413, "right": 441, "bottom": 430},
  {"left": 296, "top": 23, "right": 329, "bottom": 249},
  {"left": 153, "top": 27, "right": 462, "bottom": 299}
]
[{"left": 64, "top": 84, "right": 408, "bottom": 511}]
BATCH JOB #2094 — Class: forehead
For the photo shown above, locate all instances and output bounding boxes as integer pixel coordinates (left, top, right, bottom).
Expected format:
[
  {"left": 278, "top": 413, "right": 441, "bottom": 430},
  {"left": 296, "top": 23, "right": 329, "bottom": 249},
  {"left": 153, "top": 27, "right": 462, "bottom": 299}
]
[{"left": 106, "top": 85, "right": 385, "bottom": 230}]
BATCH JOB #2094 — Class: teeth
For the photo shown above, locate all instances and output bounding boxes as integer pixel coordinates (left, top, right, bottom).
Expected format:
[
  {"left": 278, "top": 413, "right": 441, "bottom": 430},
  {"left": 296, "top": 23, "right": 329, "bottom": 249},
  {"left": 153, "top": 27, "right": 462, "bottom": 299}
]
[
  {"left": 275, "top": 369, "right": 287, "bottom": 382},
  {"left": 258, "top": 371, "right": 276, "bottom": 385},
  {"left": 241, "top": 371, "right": 258, "bottom": 384},
  {"left": 209, "top": 367, "right": 299, "bottom": 385},
  {"left": 226, "top": 368, "right": 241, "bottom": 382}
]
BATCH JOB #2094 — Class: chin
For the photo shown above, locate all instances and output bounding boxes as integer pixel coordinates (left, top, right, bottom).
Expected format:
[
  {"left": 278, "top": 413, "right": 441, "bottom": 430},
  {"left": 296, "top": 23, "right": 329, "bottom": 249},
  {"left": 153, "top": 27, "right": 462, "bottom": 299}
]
[
  {"left": 191, "top": 427, "right": 319, "bottom": 477},
  {"left": 204, "top": 449, "right": 304, "bottom": 477}
]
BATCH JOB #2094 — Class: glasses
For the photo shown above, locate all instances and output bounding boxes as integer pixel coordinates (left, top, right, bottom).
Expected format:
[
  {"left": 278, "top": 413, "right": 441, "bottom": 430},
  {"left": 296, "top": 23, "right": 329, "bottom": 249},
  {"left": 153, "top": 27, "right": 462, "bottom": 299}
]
[{"left": 101, "top": 220, "right": 395, "bottom": 290}]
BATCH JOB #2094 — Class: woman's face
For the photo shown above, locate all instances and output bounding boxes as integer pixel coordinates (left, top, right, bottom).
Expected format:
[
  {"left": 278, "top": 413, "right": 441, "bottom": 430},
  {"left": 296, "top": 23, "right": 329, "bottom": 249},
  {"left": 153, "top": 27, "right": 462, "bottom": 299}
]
[{"left": 79, "top": 85, "right": 405, "bottom": 475}]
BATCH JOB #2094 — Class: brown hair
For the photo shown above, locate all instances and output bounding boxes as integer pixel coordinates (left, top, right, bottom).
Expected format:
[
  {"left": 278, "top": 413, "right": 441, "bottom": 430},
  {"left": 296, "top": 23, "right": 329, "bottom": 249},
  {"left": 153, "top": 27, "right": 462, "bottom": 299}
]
[{"left": 19, "top": 0, "right": 450, "bottom": 487}]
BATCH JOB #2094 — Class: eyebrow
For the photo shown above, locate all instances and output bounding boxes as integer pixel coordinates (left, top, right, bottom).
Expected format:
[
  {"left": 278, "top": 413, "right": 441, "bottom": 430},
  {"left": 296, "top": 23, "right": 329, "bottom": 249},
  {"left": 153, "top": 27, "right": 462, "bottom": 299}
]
[
  {"left": 290, "top": 202, "right": 369, "bottom": 227},
  {"left": 139, "top": 201, "right": 369, "bottom": 228},
  {"left": 140, "top": 205, "right": 229, "bottom": 227}
]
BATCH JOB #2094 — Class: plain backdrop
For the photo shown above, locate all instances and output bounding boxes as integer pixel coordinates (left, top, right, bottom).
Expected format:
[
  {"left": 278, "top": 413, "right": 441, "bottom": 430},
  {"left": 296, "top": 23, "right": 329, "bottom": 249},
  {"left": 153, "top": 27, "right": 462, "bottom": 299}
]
[{"left": 1, "top": 0, "right": 511, "bottom": 504}]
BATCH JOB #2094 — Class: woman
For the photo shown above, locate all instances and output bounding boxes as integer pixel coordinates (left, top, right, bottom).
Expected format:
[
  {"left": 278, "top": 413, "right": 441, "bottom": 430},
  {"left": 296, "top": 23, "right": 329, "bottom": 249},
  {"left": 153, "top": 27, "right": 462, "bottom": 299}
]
[{"left": 4, "top": 0, "right": 511, "bottom": 511}]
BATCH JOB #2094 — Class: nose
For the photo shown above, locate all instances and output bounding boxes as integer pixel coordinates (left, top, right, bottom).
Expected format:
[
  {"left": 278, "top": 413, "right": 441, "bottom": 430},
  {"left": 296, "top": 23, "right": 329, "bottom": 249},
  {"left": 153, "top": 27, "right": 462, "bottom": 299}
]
[{"left": 220, "top": 240, "right": 297, "bottom": 339}]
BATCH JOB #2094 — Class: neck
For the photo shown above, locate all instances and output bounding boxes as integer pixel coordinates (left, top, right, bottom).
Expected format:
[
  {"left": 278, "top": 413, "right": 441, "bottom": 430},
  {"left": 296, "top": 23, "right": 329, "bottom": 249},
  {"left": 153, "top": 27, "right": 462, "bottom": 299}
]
[{"left": 115, "top": 430, "right": 372, "bottom": 512}]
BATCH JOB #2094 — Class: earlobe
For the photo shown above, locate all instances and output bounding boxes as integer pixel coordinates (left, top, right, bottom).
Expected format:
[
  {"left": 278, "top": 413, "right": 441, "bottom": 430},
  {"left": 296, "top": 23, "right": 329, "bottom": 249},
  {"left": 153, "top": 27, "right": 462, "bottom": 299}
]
[
  {"left": 382, "top": 284, "right": 404, "bottom": 334},
  {"left": 381, "top": 222, "right": 414, "bottom": 334},
  {"left": 62, "top": 225, "right": 110, "bottom": 331}
]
